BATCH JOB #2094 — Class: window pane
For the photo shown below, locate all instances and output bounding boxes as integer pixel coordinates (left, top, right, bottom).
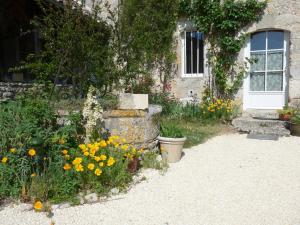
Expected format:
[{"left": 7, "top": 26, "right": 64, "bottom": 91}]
[
  {"left": 251, "top": 32, "right": 266, "bottom": 51},
  {"left": 198, "top": 41, "right": 204, "bottom": 73},
  {"left": 192, "top": 32, "right": 198, "bottom": 73},
  {"left": 268, "top": 31, "right": 284, "bottom": 49},
  {"left": 250, "top": 52, "right": 265, "bottom": 71},
  {"left": 266, "top": 72, "right": 283, "bottom": 91},
  {"left": 186, "top": 32, "right": 191, "bottom": 74},
  {"left": 250, "top": 72, "right": 265, "bottom": 91},
  {"left": 267, "top": 51, "right": 283, "bottom": 70}
]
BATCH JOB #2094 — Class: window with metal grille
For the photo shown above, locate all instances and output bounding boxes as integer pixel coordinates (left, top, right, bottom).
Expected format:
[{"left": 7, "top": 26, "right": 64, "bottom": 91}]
[{"left": 182, "top": 31, "right": 204, "bottom": 77}]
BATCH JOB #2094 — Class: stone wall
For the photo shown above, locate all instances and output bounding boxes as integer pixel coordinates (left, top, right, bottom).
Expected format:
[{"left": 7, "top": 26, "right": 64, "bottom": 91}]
[
  {"left": 239, "top": 0, "right": 300, "bottom": 105},
  {"left": 169, "top": 20, "right": 207, "bottom": 101},
  {"left": 103, "top": 105, "right": 162, "bottom": 149},
  {"left": 0, "top": 82, "right": 32, "bottom": 100},
  {"left": 171, "top": 1, "right": 300, "bottom": 106}
]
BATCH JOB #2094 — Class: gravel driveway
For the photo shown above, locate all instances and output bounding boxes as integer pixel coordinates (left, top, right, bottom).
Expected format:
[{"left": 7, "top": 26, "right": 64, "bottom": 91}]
[{"left": 2, "top": 133, "right": 300, "bottom": 225}]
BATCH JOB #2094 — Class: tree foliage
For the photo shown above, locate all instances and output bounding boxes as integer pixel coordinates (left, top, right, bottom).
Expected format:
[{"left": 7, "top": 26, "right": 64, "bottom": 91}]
[
  {"left": 181, "top": 0, "right": 267, "bottom": 98},
  {"left": 116, "top": 0, "right": 179, "bottom": 93},
  {"left": 16, "top": 0, "right": 180, "bottom": 97},
  {"left": 24, "top": 0, "right": 117, "bottom": 97}
]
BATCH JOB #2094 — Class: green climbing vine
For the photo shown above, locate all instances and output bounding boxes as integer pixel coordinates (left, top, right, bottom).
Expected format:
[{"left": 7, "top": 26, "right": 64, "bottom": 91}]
[{"left": 180, "top": 0, "right": 267, "bottom": 98}]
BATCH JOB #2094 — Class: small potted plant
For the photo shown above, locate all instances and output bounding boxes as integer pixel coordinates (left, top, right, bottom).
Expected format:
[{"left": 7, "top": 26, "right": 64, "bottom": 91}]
[
  {"left": 158, "top": 122, "right": 186, "bottom": 163},
  {"left": 277, "top": 107, "right": 296, "bottom": 121},
  {"left": 290, "top": 113, "right": 300, "bottom": 136}
]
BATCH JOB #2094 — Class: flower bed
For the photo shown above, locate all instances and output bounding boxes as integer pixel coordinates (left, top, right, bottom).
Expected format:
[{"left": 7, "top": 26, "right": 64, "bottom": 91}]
[{"left": 0, "top": 97, "right": 161, "bottom": 210}]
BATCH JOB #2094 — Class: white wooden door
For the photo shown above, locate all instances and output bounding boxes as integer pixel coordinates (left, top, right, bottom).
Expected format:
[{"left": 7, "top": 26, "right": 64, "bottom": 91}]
[{"left": 243, "top": 31, "right": 289, "bottom": 110}]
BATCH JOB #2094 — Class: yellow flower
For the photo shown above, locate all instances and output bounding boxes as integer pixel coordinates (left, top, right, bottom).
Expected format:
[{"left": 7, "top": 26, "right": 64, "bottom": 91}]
[
  {"left": 79, "top": 144, "right": 87, "bottom": 151},
  {"left": 1, "top": 157, "right": 8, "bottom": 163},
  {"left": 107, "top": 157, "right": 115, "bottom": 167},
  {"left": 63, "top": 163, "right": 72, "bottom": 170},
  {"left": 100, "top": 154, "right": 107, "bottom": 161},
  {"left": 33, "top": 201, "right": 43, "bottom": 211},
  {"left": 28, "top": 149, "right": 36, "bottom": 157},
  {"left": 90, "top": 146, "right": 99, "bottom": 152},
  {"left": 43, "top": 157, "right": 47, "bottom": 161},
  {"left": 87, "top": 163, "right": 95, "bottom": 171},
  {"left": 72, "top": 157, "right": 83, "bottom": 165},
  {"left": 131, "top": 148, "right": 137, "bottom": 155},
  {"left": 64, "top": 155, "right": 70, "bottom": 160},
  {"left": 121, "top": 145, "right": 129, "bottom": 151},
  {"left": 75, "top": 164, "right": 84, "bottom": 172},
  {"left": 99, "top": 140, "right": 107, "bottom": 148},
  {"left": 31, "top": 173, "right": 36, "bottom": 177},
  {"left": 94, "top": 168, "right": 102, "bottom": 176},
  {"left": 10, "top": 148, "right": 16, "bottom": 153},
  {"left": 89, "top": 150, "right": 96, "bottom": 157},
  {"left": 62, "top": 150, "right": 68, "bottom": 155},
  {"left": 59, "top": 139, "right": 65, "bottom": 145},
  {"left": 99, "top": 162, "right": 105, "bottom": 167},
  {"left": 114, "top": 144, "right": 119, "bottom": 148},
  {"left": 94, "top": 156, "right": 101, "bottom": 162},
  {"left": 83, "top": 151, "right": 89, "bottom": 157}
]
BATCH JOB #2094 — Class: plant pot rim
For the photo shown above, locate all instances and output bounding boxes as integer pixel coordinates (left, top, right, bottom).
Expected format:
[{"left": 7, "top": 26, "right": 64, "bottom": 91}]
[{"left": 158, "top": 136, "right": 187, "bottom": 142}]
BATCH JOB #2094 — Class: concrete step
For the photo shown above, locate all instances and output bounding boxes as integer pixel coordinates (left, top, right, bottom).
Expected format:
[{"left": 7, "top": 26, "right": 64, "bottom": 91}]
[
  {"left": 243, "top": 109, "right": 279, "bottom": 120},
  {"left": 232, "top": 117, "right": 290, "bottom": 136}
]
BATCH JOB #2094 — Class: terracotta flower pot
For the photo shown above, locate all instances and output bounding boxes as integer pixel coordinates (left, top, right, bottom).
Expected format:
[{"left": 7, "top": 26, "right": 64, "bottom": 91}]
[
  {"left": 158, "top": 136, "right": 186, "bottom": 163},
  {"left": 128, "top": 157, "right": 139, "bottom": 173},
  {"left": 279, "top": 113, "right": 292, "bottom": 121},
  {"left": 291, "top": 123, "right": 300, "bottom": 137}
]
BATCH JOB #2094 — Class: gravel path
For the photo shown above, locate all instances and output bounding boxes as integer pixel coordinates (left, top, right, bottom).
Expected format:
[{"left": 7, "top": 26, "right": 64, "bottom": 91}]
[{"left": 2, "top": 133, "right": 300, "bottom": 225}]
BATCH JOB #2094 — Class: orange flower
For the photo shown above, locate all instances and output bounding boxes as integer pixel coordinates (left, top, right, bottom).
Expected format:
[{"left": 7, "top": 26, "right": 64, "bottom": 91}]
[
  {"left": 62, "top": 150, "right": 68, "bottom": 155},
  {"left": 33, "top": 201, "right": 43, "bottom": 211},
  {"left": 63, "top": 163, "right": 72, "bottom": 170}
]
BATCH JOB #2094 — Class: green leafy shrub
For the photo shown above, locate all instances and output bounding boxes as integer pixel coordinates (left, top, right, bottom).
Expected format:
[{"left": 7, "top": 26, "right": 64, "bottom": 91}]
[
  {"left": 291, "top": 114, "right": 300, "bottom": 124},
  {"left": 0, "top": 97, "right": 84, "bottom": 201},
  {"left": 160, "top": 122, "right": 184, "bottom": 138},
  {"left": 0, "top": 99, "right": 146, "bottom": 205},
  {"left": 150, "top": 93, "right": 201, "bottom": 120}
]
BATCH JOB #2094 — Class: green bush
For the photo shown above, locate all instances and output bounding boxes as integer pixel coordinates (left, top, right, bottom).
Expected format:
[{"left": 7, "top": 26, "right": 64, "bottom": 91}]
[
  {"left": 0, "top": 97, "right": 84, "bottom": 201},
  {"left": 291, "top": 114, "right": 300, "bottom": 124},
  {"left": 160, "top": 122, "right": 184, "bottom": 138},
  {"left": 150, "top": 93, "right": 201, "bottom": 120},
  {"left": 0, "top": 98, "right": 146, "bottom": 205}
]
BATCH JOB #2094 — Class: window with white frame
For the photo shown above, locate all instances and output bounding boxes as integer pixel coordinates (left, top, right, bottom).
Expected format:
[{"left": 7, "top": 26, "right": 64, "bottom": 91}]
[
  {"left": 182, "top": 31, "right": 204, "bottom": 77},
  {"left": 250, "top": 30, "right": 286, "bottom": 92}
]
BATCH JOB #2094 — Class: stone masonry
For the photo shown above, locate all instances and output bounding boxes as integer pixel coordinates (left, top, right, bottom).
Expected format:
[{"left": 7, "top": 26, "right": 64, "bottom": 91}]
[
  {"left": 168, "top": 0, "right": 300, "bottom": 106},
  {"left": 0, "top": 82, "right": 33, "bottom": 100}
]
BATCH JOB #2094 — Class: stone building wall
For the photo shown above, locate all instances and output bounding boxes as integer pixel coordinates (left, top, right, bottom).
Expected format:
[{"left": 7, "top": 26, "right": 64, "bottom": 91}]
[
  {"left": 169, "top": 20, "right": 207, "bottom": 102},
  {"left": 239, "top": 0, "right": 300, "bottom": 104},
  {"left": 170, "top": 0, "right": 300, "bottom": 105}
]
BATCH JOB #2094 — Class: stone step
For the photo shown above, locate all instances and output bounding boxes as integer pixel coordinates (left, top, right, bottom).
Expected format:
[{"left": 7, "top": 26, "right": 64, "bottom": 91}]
[
  {"left": 232, "top": 117, "right": 290, "bottom": 136},
  {"left": 243, "top": 109, "right": 279, "bottom": 120}
]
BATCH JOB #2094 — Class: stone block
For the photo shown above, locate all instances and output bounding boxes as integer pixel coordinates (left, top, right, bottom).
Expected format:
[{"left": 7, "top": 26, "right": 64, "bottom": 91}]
[
  {"left": 118, "top": 93, "right": 148, "bottom": 110},
  {"left": 104, "top": 109, "right": 146, "bottom": 118}
]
